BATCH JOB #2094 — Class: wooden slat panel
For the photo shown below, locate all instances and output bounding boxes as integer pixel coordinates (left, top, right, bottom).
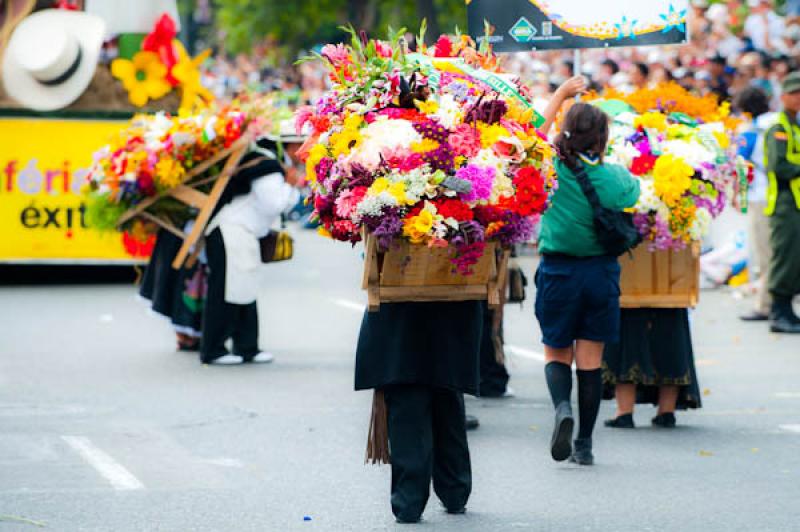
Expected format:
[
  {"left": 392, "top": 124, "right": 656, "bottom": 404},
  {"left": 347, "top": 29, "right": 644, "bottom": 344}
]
[
  {"left": 379, "top": 285, "right": 488, "bottom": 303},
  {"left": 619, "top": 244, "right": 700, "bottom": 308},
  {"left": 168, "top": 185, "right": 209, "bottom": 209}
]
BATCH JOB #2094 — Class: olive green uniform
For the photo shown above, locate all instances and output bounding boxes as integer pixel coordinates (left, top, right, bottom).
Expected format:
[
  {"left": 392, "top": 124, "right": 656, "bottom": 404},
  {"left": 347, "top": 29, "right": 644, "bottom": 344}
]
[{"left": 764, "top": 113, "right": 800, "bottom": 301}]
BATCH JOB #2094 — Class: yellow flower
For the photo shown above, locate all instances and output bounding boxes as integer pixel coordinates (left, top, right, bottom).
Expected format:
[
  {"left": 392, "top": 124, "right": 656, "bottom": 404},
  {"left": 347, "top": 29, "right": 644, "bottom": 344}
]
[
  {"left": 403, "top": 210, "right": 435, "bottom": 244},
  {"left": 317, "top": 226, "right": 332, "bottom": 238},
  {"left": 172, "top": 40, "right": 214, "bottom": 114},
  {"left": 368, "top": 177, "right": 390, "bottom": 195},
  {"left": 306, "top": 144, "right": 328, "bottom": 183},
  {"left": 111, "top": 51, "right": 172, "bottom": 107},
  {"left": 634, "top": 112, "right": 668, "bottom": 132},
  {"left": 411, "top": 138, "right": 440, "bottom": 153},
  {"left": 477, "top": 123, "right": 511, "bottom": 149},
  {"left": 343, "top": 113, "right": 364, "bottom": 131},
  {"left": 713, "top": 131, "right": 730, "bottom": 149},
  {"left": 666, "top": 124, "right": 694, "bottom": 140},
  {"left": 652, "top": 154, "right": 693, "bottom": 206},
  {"left": 415, "top": 98, "right": 439, "bottom": 114},
  {"left": 155, "top": 158, "right": 186, "bottom": 188},
  {"left": 506, "top": 99, "right": 533, "bottom": 124},
  {"left": 330, "top": 128, "right": 362, "bottom": 157}
]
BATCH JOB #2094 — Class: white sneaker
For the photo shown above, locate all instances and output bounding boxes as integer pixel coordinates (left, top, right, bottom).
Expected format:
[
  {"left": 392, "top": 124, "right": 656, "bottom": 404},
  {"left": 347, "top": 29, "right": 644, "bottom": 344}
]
[
  {"left": 210, "top": 354, "right": 244, "bottom": 365},
  {"left": 502, "top": 387, "right": 515, "bottom": 398},
  {"left": 251, "top": 352, "right": 275, "bottom": 364}
]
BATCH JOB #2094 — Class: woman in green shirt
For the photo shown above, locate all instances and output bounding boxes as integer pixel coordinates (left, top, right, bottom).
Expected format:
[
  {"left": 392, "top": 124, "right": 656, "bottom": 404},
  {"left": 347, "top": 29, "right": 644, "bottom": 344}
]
[{"left": 534, "top": 103, "right": 640, "bottom": 466}]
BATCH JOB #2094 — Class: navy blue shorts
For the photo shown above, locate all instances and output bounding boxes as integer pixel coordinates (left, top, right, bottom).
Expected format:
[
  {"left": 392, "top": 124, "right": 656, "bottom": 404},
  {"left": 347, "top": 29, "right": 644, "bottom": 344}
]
[{"left": 534, "top": 255, "right": 621, "bottom": 348}]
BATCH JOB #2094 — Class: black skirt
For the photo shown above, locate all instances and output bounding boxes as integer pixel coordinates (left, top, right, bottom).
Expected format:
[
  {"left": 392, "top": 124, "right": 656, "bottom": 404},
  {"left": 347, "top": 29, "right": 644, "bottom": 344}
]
[
  {"left": 139, "top": 230, "right": 205, "bottom": 336},
  {"left": 602, "top": 308, "right": 702, "bottom": 410},
  {"left": 355, "top": 301, "right": 483, "bottom": 396}
]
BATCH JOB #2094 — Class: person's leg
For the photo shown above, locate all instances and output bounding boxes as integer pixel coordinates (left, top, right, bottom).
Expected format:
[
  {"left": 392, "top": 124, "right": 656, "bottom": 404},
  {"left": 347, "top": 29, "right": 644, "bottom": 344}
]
[
  {"left": 768, "top": 198, "right": 800, "bottom": 332},
  {"left": 232, "top": 302, "right": 260, "bottom": 360},
  {"left": 384, "top": 385, "right": 434, "bottom": 522},
  {"left": 754, "top": 204, "right": 774, "bottom": 316},
  {"left": 657, "top": 385, "right": 679, "bottom": 415},
  {"left": 572, "top": 340, "right": 604, "bottom": 465},
  {"left": 479, "top": 303, "right": 510, "bottom": 397},
  {"left": 431, "top": 388, "right": 471, "bottom": 513},
  {"left": 200, "top": 229, "right": 235, "bottom": 363},
  {"left": 614, "top": 383, "right": 636, "bottom": 417},
  {"left": 544, "top": 346, "right": 574, "bottom": 461}
]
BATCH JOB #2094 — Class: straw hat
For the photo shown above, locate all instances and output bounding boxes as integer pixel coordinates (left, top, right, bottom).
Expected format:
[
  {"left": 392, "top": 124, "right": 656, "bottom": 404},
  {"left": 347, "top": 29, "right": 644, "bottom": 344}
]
[
  {"left": 84, "top": 0, "right": 180, "bottom": 34},
  {"left": 2, "top": 9, "right": 105, "bottom": 111}
]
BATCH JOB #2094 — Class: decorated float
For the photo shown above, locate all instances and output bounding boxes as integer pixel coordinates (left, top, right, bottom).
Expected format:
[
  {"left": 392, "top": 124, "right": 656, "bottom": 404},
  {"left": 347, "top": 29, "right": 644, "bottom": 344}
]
[
  {"left": 299, "top": 28, "right": 557, "bottom": 310},
  {"left": 0, "top": 1, "right": 215, "bottom": 264}
]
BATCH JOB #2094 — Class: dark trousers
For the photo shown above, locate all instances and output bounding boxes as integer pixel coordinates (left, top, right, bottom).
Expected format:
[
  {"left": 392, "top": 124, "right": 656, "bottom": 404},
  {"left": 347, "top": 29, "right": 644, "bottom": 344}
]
[
  {"left": 201, "top": 229, "right": 259, "bottom": 363},
  {"left": 768, "top": 193, "right": 800, "bottom": 299},
  {"left": 383, "top": 385, "right": 472, "bottom": 520},
  {"left": 479, "top": 302, "right": 509, "bottom": 397}
]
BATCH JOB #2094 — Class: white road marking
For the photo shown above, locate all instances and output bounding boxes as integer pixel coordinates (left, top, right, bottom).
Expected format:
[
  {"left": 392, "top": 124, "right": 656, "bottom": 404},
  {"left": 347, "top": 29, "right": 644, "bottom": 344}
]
[
  {"left": 61, "top": 436, "right": 144, "bottom": 491},
  {"left": 775, "top": 392, "right": 800, "bottom": 399},
  {"left": 200, "top": 457, "right": 244, "bottom": 468},
  {"left": 331, "top": 298, "right": 365, "bottom": 313},
  {"left": 506, "top": 345, "right": 546, "bottom": 363},
  {"left": 779, "top": 424, "right": 800, "bottom": 434}
]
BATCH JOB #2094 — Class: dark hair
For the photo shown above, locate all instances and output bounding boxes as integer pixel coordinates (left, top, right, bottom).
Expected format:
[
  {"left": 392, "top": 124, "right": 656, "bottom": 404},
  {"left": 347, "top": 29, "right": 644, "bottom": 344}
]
[
  {"left": 635, "top": 62, "right": 650, "bottom": 79},
  {"left": 733, "top": 86, "right": 770, "bottom": 119},
  {"left": 602, "top": 59, "right": 620, "bottom": 75},
  {"left": 554, "top": 103, "right": 610, "bottom": 169}
]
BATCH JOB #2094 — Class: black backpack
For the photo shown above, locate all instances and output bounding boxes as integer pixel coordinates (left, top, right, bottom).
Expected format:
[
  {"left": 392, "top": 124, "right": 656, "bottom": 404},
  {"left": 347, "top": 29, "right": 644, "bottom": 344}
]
[{"left": 571, "top": 163, "right": 641, "bottom": 257}]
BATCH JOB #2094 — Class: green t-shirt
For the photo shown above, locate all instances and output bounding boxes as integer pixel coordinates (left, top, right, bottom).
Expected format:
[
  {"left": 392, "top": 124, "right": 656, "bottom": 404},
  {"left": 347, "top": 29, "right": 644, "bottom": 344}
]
[{"left": 538, "top": 159, "right": 641, "bottom": 257}]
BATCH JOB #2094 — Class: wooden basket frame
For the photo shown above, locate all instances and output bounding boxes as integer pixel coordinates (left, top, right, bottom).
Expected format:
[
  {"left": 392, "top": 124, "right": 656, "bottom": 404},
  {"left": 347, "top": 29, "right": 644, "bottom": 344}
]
[
  {"left": 619, "top": 243, "right": 701, "bottom": 309},
  {"left": 362, "top": 234, "right": 511, "bottom": 312}
]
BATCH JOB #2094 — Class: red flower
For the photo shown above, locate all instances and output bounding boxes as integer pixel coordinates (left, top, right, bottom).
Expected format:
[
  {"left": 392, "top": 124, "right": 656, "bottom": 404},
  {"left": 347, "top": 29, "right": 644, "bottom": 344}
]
[
  {"left": 137, "top": 172, "right": 156, "bottom": 196},
  {"left": 434, "top": 36, "right": 454, "bottom": 58},
  {"left": 405, "top": 203, "right": 425, "bottom": 219},
  {"left": 473, "top": 205, "right": 505, "bottom": 225},
  {"left": 511, "top": 167, "right": 547, "bottom": 216},
  {"left": 631, "top": 153, "right": 657, "bottom": 176},
  {"left": 433, "top": 199, "right": 474, "bottom": 222},
  {"left": 122, "top": 232, "right": 155, "bottom": 258}
]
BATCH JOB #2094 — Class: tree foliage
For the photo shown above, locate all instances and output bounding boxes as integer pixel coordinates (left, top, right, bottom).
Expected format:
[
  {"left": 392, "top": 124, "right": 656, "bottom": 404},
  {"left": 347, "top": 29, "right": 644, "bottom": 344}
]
[{"left": 215, "top": 0, "right": 467, "bottom": 55}]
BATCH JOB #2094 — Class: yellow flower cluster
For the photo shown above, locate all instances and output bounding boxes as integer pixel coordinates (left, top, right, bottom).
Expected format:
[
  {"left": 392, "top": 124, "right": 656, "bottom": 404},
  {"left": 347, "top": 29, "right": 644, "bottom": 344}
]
[
  {"left": 155, "top": 158, "right": 186, "bottom": 188},
  {"left": 477, "top": 123, "right": 511, "bottom": 149},
  {"left": 306, "top": 144, "right": 329, "bottom": 184},
  {"left": 369, "top": 178, "right": 411, "bottom": 206},
  {"left": 403, "top": 209, "right": 440, "bottom": 244},
  {"left": 411, "top": 138, "right": 440, "bottom": 153},
  {"left": 329, "top": 114, "right": 364, "bottom": 158},
  {"left": 653, "top": 154, "right": 694, "bottom": 206},
  {"left": 415, "top": 99, "right": 439, "bottom": 114},
  {"left": 634, "top": 112, "right": 668, "bottom": 132}
]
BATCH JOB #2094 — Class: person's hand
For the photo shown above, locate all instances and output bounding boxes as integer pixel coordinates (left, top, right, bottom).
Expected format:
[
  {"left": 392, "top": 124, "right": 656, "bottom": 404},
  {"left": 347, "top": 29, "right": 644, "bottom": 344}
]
[
  {"left": 284, "top": 166, "right": 306, "bottom": 188},
  {"left": 555, "top": 75, "right": 588, "bottom": 100}
]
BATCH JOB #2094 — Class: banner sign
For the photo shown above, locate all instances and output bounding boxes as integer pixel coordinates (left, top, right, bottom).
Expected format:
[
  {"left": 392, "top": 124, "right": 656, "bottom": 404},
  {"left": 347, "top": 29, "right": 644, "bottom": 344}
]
[
  {"left": 467, "top": 0, "right": 690, "bottom": 52},
  {"left": 0, "top": 117, "right": 148, "bottom": 264}
]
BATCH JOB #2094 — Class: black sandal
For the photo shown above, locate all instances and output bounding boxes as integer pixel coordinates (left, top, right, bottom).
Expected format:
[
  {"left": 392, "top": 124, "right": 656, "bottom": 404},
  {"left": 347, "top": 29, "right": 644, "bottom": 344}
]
[{"left": 604, "top": 413, "right": 635, "bottom": 428}]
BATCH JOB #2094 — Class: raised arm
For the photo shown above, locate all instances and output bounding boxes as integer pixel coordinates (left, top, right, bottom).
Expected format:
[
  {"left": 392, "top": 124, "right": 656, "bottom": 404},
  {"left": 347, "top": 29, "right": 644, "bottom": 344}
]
[{"left": 538, "top": 76, "right": 588, "bottom": 136}]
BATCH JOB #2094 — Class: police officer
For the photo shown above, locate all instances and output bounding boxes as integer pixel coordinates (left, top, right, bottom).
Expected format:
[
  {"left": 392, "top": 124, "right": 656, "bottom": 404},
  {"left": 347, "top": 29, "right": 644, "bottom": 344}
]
[{"left": 764, "top": 72, "right": 800, "bottom": 334}]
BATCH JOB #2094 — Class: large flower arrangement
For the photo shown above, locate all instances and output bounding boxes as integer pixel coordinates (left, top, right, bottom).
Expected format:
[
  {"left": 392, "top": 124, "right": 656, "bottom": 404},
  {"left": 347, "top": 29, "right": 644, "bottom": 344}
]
[
  {"left": 299, "top": 29, "right": 557, "bottom": 273},
  {"left": 590, "top": 83, "right": 748, "bottom": 251},
  {"left": 84, "top": 95, "right": 275, "bottom": 231}
]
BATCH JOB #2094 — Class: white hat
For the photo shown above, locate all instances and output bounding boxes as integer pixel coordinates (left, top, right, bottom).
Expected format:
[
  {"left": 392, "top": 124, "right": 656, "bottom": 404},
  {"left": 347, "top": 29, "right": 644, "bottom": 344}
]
[
  {"left": 266, "top": 119, "right": 309, "bottom": 144},
  {"left": 2, "top": 9, "right": 106, "bottom": 111},
  {"left": 84, "top": 0, "right": 180, "bottom": 35}
]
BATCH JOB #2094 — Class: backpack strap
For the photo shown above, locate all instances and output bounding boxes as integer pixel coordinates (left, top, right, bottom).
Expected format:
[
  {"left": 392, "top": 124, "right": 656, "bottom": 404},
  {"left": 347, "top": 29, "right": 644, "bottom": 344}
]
[{"left": 571, "top": 163, "right": 604, "bottom": 215}]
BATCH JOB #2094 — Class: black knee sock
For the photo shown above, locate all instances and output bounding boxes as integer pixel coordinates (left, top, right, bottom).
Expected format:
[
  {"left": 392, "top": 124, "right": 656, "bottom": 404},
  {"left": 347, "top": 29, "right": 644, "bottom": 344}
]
[
  {"left": 545, "top": 362, "right": 572, "bottom": 409},
  {"left": 576, "top": 369, "right": 603, "bottom": 440}
]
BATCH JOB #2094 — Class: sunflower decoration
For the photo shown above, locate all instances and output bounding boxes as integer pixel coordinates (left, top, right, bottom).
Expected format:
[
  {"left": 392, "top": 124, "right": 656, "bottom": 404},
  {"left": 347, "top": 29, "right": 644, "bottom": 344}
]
[
  {"left": 172, "top": 41, "right": 214, "bottom": 113},
  {"left": 111, "top": 51, "right": 172, "bottom": 107}
]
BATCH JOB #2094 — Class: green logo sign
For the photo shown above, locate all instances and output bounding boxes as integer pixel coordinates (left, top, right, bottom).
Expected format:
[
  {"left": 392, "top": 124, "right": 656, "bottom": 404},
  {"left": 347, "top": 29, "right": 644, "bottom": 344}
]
[{"left": 509, "top": 17, "right": 537, "bottom": 43}]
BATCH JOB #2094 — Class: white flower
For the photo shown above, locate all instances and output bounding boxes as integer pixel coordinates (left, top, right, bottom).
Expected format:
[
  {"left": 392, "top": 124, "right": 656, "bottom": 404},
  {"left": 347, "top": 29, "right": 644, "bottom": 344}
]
[
  {"left": 355, "top": 192, "right": 397, "bottom": 219},
  {"left": 661, "top": 139, "right": 714, "bottom": 169},
  {"left": 433, "top": 94, "right": 463, "bottom": 130},
  {"left": 473, "top": 148, "right": 508, "bottom": 174},
  {"left": 350, "top": 118, "right": 422, "bottom": 171},
  {"left": 689, "top": 207, "right": 713, "bottom": 240},
  {"left": 635, "top": 179, "right": 662, "bottom": 213},
  {"left": 490, "top": 174, "right": 514, "bottom": 204}
]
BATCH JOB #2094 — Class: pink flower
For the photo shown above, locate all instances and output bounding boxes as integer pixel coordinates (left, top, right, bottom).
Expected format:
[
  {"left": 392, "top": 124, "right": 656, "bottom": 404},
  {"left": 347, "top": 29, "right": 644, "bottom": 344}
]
[
  {"left": 457, "top": 164, "right": 496, "bottom": 202},
  {"left": 449, "top": 124, "right": 482, "bottom": 158},
  {"left": 335, "top": 186, "right": 368, "bottom": 219},
  {"left": 321, "top": 44, "right": 351, "bottom": 66},
  {"left": 294, "top": 106, "right": 313, "bottom": 134},
  {"left": 375, "top": 40, "right": 394, "bottom": 58}
]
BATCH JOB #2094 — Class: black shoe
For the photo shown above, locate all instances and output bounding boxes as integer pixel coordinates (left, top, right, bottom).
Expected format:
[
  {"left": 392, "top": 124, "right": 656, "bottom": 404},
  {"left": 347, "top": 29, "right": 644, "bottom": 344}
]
[
  {"left": 739, "top": 311, "right": 770, "bottom": 322},
  {"left": 770, "top": 317, "right": 800, "bottom": 334},
  {"left": 652, "top": 412, "right": 677, "bottom": 428},
  {"left": 604, "top": 413, "right": 635, "bottom": 429},
  {"left": 395, "top": 515, "right": 422, "bottom": 524},
  {"left": 446, "top": 507, "right": 467, "bottom": 515},
  {"left": 569, "top": 437, "right": 594, "bottom": 466},
  {"left": 550, "top": 402, "right": 574, "bottom": 462},
  {"left": 465, "top": 415, "right": 479, "bottom": 431}
]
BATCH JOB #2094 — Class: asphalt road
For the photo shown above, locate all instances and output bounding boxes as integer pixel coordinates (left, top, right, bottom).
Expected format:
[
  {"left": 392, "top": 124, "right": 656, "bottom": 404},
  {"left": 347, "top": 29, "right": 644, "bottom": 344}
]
[{"left": 1, "top": 228, "right": 799, "bottom": 531}]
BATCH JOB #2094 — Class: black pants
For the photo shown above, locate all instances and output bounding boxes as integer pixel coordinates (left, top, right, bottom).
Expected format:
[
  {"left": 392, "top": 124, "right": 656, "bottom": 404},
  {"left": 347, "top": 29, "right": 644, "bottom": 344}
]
[
  {"left": 201, "top": 229, "right": 259, "bottom": 363},
  {"left": 479, "top": 302, "right": 510, "bottom": 397},
  {"left": 383, "top": 384, "right": 472, "bottom": 520},
  {"left": 768, "top": 192, "right": 800, "bottom": 299}
]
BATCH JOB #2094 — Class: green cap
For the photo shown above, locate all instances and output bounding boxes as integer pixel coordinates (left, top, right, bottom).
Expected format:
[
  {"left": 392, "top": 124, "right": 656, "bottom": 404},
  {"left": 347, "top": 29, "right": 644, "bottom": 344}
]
[{"left": 782, "top": 72, "right": 800, "bottom": 94}]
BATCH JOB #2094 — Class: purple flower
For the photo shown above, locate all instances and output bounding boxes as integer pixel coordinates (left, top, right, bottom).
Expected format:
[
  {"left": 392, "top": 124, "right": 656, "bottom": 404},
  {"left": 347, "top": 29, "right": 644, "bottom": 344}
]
[
  {"left": 363, "top": 207, "right": 403, "bottom": 250},
  {"left": 424, "top": 143, "right": 456, "bottom": 174},
  {"left": 413, "top": 120, "right": 449, "bottom": 143}
]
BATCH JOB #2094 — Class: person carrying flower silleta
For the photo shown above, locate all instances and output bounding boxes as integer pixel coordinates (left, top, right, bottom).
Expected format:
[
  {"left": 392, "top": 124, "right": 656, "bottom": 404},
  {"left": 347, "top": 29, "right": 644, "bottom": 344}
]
[{"left": 353, "top": 73, "right": 587, "bottom": 523}]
